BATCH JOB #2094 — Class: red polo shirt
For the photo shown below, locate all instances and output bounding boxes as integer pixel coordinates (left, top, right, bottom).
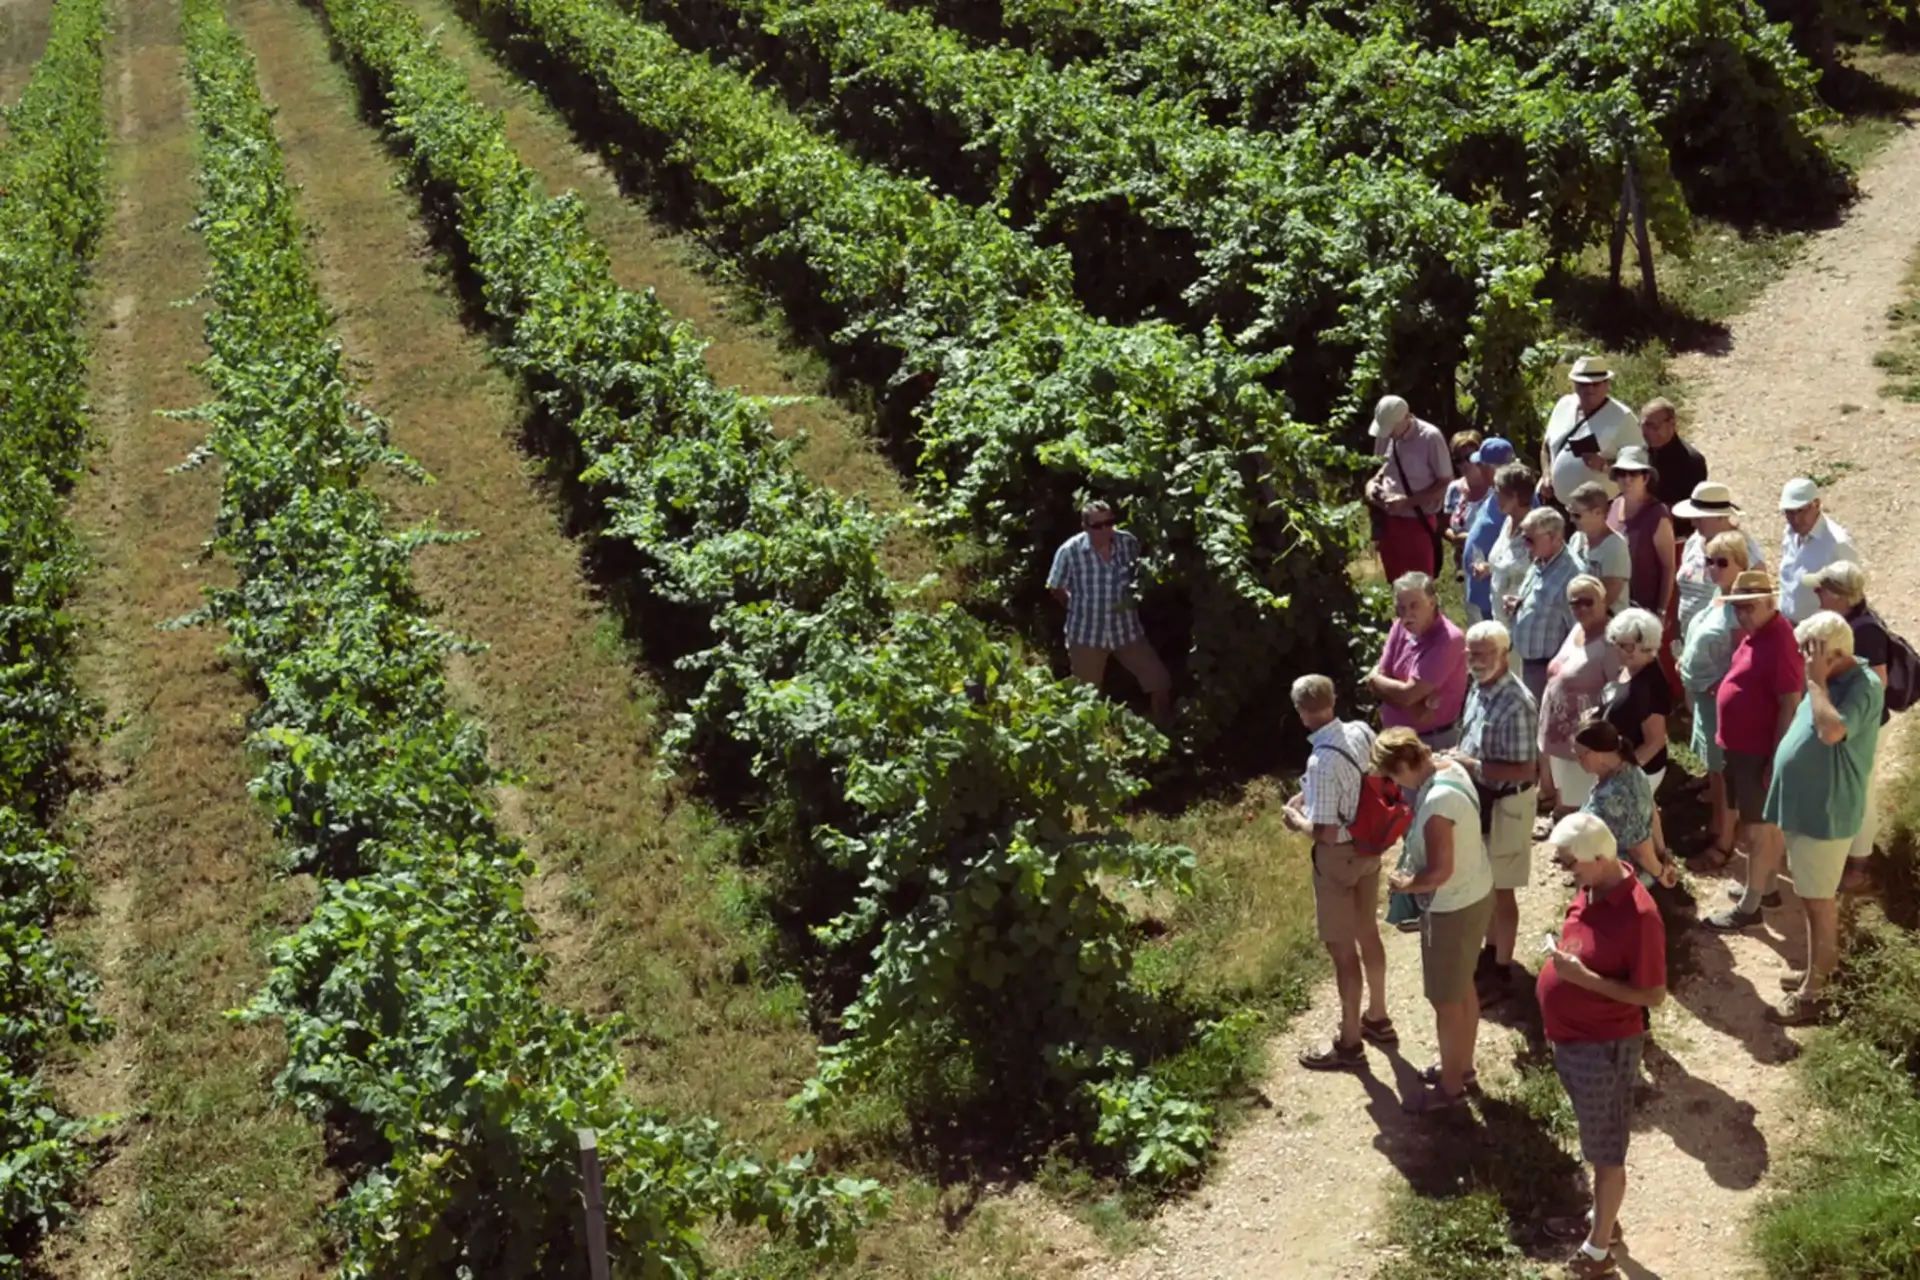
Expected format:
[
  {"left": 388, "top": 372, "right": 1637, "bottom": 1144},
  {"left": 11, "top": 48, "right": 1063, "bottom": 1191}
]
[
  {"left": 1537, "top": 874, "right": 1666, "bottom": 1043},
  {"left": 1716, "top": 611, "right": 1805, "bottom": 757}
]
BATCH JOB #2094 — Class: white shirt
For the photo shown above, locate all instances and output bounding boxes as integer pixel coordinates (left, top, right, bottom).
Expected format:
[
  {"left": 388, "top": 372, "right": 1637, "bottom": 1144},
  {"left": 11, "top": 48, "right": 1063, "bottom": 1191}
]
[
  {"left": 1544, "top": 393, "right": 1638, "bottom": 501},
  {"left": 1408, "top": 761, "right": 1493, "bottom": 914},
  {"left": 1487, "top": 519, "right": 1530, "bottom": 628},
  {"left": 1779, "top": 514, "right": 1861, "bottom": 624}
]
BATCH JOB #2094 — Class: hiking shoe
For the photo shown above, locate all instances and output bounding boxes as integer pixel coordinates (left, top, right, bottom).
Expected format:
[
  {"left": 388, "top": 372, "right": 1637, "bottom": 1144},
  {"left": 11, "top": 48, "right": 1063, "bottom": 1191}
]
[
  {"left": 1767, "top": 992, "right": 1829, "bottom": 1027},
  {"left": 1702, "top": 906, "right": 1764, "bottom": 932},
  {"left": 1298, "top": 1038, "right": 1366, "bottom": 1072},
  {"left": 1725, "top": 883, "right": 1782, "bottom": 908}
]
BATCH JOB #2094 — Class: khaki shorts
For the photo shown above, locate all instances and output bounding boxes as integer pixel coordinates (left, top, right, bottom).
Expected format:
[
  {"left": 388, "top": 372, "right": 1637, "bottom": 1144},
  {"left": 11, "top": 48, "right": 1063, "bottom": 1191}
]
[
  {"left": 1312, "top": 841, "right": 1383, "bottom": 946},
  {"left": 1787, "top": 833, "right": 1852, "bottom": 900},
  {"left": 1068, "top": 639, "right": 1172, "bottom": 694},
  {"left": 1724, "top": 749, "right": 1771, "bottom": 826},
  {"left": 1422, "top": 891, "right": 1495, "bottom": 1004},
  {"left": 1486, "top": 788, "right": 1536, "bottom": 890}
]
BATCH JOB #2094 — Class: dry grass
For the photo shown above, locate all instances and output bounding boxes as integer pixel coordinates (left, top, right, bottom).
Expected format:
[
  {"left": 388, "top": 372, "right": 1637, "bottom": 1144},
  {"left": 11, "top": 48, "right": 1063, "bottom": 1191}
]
[
  {"left": 44, "top": 0, "right": 335, "bottom": 1273},
  {"left": 0, "top": 0, "right": 54, "bottom": 109}
]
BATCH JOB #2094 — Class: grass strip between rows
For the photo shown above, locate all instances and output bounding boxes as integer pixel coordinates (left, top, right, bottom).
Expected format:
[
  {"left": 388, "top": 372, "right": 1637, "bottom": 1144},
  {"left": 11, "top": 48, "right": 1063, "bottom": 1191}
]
[
  {"left": 440, "top": 0, "right": 1370, "bottom": 749},
  {"left": 171, "top": 0, "right": 872, "bottom": 1270},
  {"left": 0, "top": 0, "right": 112, "bottom": 1267},
  {"left": 304, "top": 0, "right": 1265, "bottom": 1187}
]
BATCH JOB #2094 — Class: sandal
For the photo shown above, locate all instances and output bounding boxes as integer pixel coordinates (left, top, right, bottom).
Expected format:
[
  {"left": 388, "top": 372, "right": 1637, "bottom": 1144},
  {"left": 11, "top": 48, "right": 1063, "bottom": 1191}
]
[
  {"left": 1360, "top": 1015, "right": 1398, "bottom": 1047},
  {"left": 1298, "top": 1038, "right": 1366, "bottom": 1072},
  {"left": 1401, "top": 1083, "right": 1470, "bottom": 1115},
  {"left": 1545, "top": 1213, "right": 1625, "bottom": 1247},
  {"left": 1417, "top": 1063, "right": 1478, "bottom": 1090}
]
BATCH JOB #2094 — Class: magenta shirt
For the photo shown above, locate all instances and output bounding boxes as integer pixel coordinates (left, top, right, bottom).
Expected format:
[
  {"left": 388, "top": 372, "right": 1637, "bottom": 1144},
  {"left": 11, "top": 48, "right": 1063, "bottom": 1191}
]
[{"left": 1378, "top": 614, "right": 1469, "bottom": 731}]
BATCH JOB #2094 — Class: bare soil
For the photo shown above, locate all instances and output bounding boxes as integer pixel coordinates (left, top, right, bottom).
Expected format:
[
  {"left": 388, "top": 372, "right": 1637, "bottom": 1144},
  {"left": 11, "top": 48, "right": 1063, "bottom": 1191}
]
[{"left": 1023, "top": 113, "right": 1920, "bottom": 1280}]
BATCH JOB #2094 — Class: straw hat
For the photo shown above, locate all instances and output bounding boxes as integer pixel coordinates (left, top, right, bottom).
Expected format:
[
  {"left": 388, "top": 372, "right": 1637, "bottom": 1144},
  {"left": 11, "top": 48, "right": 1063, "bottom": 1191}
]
[
  {"left": 1722, "top": 570, "right": 1779, "bottom": 603},
  {"left": 1610, "top": 444, "right": 1653, "bottom": 473},
  {"left": 1672, "top": 481, "right": 1739, "bottom": 520},
  {"left": 1569, "top": 355, "right": 1612, "bottom": 384}
]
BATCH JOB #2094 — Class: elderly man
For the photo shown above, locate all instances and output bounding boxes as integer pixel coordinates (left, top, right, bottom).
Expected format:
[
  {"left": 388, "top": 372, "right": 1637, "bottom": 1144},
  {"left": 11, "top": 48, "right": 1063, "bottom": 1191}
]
[
  {"left": 1638, "top": 399, "right": 1708, "bottom": 536},
  {"left": 1283, "top": 675, "right": 1394, "bottom": 1070},
  {"left": 1047, "top": 501, "right": 1173, "bottom": 724},
  {"left": 1369, "top": 572, "right": 1469, "bottom": 749},
  {"left": 1444, "top": 621, "right": 1540, "bottom": 1005},
  {"left": 1778, "top": 478, "right": 1861, "bottom": 625},
  {"left": 1704, "top": 571, "right": 1805, "bottom": 932},
  {"left": 1366, "top": 395, "right": 1453, "bottom": 582},
  {"left": 1505, "top": 507, "right": 1581, "bottom": 705},
  {"left": 1762, "top": 612, "right": 1883, "bottom": 1025},
  {"left": 1807, "top": 561, "right": 1892, "bottom": 893},
  {"left": 1540, "top": 357, "right": 1637, "bottom": 506}
]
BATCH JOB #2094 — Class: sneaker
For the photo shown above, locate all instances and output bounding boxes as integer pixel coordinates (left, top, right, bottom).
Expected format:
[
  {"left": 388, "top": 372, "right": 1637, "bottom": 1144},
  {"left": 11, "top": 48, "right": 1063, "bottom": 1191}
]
[
  {"left": 1702, "top": 906, "right": 1764, "bottom": 932},
  {"left": 1723, "top": 884, "right": 1782, "bottom": 909},
  {"left": 1298, "top": 1038, "right": 1366, "bottom": 1072},
  {"left": 1767, "top": 992, "right": 1829, "bottom": 1026}
]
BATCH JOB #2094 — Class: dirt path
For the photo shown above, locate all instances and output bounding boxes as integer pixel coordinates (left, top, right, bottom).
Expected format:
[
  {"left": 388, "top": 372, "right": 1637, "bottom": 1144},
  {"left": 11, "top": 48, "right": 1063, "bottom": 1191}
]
[
  {"left": 1028, "top": 114, "right": 1920, "bottom": 1280},
  {"left": 0, "top": 0, "right": 52, "bottom": 107}
]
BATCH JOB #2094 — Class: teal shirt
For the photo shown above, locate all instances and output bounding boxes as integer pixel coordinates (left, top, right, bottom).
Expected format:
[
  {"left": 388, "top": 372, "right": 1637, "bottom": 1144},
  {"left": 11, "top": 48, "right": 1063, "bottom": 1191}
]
[
  {"left": 1763, "top": 664, "right": 1884, "bottom": 839},
  {"left": 1679, "top": 599, "right": 1738, "bottom": 694}
]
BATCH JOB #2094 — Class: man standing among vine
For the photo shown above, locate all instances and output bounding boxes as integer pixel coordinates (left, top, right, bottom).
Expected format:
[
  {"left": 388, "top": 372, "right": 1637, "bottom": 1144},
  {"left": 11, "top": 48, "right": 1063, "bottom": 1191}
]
[
  {"left": 1048, "top": 501, "right": 1173, "bottom": 725},
  {"left": 1366, "top": 395, "right": 1453, "bottom": 582},
  {"left": 1540, "top": 357, "right": 1637, "bottom": 507}
]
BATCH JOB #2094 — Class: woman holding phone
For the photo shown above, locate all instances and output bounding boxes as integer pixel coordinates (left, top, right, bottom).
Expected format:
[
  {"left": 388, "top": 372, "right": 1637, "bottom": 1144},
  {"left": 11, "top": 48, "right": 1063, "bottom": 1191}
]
[{"left": 1539, "top": 811, "right": 1669, "bottom": 1280}]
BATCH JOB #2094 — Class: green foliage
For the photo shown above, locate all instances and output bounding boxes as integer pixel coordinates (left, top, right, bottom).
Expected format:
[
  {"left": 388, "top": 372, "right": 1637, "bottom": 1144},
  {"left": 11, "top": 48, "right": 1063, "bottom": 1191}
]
[
  {"left": 0, "top": 0, "right": 112, "bottom": 1269},
  {"left": 306, "top": 0, "right": 1246, "bottom": 1179},
  {"left": 1377, "top": 1187, "right": 1545, "bottom": 1280},
  {"left": 174, "top": 1, "right": 877, "bottom": 1271},
  {"left": 446, "top": 0, "right": 1374, "bottom": 744}
]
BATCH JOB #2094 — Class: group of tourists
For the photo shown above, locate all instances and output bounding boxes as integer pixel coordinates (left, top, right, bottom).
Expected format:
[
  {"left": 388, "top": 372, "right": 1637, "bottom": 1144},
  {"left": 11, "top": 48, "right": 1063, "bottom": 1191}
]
[{"left": 1045, "top": 356, "right": 1904, "bottom": 1280}]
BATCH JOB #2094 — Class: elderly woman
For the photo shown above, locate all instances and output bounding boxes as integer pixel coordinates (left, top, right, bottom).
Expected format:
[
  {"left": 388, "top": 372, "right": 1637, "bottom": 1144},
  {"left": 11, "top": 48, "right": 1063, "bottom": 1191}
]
[
  {"left": 1539, "top": 575, "right": 1619, "bottom": 817},
  {"left": 1606, "top": 447, "right": 1676, "bottom": 617},
  {"left": 1567, "top": 482, "right": 1631, "bottom": 614},
  {"left": 1575, "top": 718, "right": 1675, "bottom": 888},
  {"left": 1369, "top": 573, "right": 1469, "bottom": 749},
  {"left": 1600, "top": 608, "right": 1672, "bottom": 862},
  {"left": 1681, "top": 533, "right": 1752, "bottom": 870},
  {"left": 1672, "top": 481, "right": 1767, "bottom": 642},
  {"left": 1538, "top": 811, "right": 1668, "bottom": 1280},
  {"left": 1475, "top": 460, "right": 1537, "bottom": 635},
  {"left": 1807, "top": 561, "right": 1892, "bottom": 895},
  {"left": 1378, "top": 728, "right": 1492, "bottom": 1113}
]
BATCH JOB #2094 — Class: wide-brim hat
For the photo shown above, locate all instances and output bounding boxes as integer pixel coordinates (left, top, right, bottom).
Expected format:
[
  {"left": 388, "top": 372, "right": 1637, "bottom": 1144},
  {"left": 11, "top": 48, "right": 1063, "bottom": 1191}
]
[
  {"left": 1569, "top": 355, "right": 1612, "bottom": 384},
  {"left": 1609, "top": 444, "right": 1653, "bottom": 473},
  {"left": 1673, "top": 480, "right": 1739, "bottom": 520},
  {"left": 1722, "top": 569, "right": 1779, "bottom": 603}
]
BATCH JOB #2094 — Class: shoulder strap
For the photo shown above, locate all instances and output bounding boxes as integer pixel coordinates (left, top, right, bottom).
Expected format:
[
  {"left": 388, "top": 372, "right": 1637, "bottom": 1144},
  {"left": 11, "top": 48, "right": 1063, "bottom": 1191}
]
[{"left": 1311, "top": 737, "right": 1367, "bottom": 825}]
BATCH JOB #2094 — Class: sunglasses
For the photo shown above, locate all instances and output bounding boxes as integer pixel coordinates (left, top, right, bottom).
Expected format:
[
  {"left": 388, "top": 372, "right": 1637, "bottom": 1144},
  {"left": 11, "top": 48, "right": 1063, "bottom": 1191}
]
[
  {"left": 1087, "top": 519, "right": 1115, "bottom": 531},
  {"left": 1707, "top": 557, "right": 1734, "bottom": 569},
  {"left": 1570, "top": 597, "right": 1599, "bottom": 610}
]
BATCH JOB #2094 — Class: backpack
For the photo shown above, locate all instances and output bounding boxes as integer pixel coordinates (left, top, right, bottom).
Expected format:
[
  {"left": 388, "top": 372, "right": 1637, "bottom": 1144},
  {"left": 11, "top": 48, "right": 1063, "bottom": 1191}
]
[
  {"left": 1859, "top": 605, "right": 1919, "bottom": 713},
  {"left": 1319, "top": 741, "right": 1414, "bottom": 856}
]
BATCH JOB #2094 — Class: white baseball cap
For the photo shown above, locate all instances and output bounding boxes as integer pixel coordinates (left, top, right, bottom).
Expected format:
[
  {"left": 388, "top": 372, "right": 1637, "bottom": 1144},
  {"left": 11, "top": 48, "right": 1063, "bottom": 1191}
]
[
  {"left": 1370, "top": 395, "right": 1411, "bottom": 439},
  {"left": 1780, "top": 477, "right": 1820, "bottom": 511}
]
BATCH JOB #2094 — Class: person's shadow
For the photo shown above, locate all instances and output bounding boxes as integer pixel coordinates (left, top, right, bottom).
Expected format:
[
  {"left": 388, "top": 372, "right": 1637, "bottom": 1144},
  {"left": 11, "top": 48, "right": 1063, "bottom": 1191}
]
[
  {"left": 1635, "top": 1039, "right": 1770, "bottom": 1190},
  {"left": 1669, "top": 928, "right": 1804, "bottom": 1065}
]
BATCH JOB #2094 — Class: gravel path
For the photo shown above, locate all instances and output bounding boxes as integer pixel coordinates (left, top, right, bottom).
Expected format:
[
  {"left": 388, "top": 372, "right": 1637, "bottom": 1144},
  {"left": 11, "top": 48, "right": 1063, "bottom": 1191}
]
[{"left": 1017, "top": 120, "right": 1920, "bottom": 1280}]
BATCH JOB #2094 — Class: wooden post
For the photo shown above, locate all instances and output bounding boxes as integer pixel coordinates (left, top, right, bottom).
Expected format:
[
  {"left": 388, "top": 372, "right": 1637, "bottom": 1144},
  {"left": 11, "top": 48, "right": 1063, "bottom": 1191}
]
[
  {"left": 578, "top": 1129, "right": 611, "bottom": 1280},
  {"left": 1608, "top": 177, "right": 1629, "bottom": 293},
  {"left": 1625, "top": 159, "right": 1658, "bottom": 308}
]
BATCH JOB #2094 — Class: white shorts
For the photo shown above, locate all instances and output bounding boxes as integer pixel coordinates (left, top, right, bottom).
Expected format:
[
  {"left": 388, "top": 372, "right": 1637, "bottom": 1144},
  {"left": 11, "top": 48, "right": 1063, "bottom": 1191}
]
[
  {"left": 1550, "top": 755, "right": 1596, "bottom": 809},
  {"left": 1787, "top": 834, "right": 1853, "bottom": 900}
]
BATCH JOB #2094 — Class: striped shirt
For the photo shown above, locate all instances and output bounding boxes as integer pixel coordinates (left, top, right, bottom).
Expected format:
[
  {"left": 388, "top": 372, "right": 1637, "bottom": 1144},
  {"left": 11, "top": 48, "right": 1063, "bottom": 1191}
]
[
  {"left": 1303, "top": 719, "right": 1376, "bottom": 842},
  {"left": 1048, "top": 530, "right": 1147, "bottom": 649},
  {"left": 1460, "top": 671, "right": 1539, "bottom": 769}
]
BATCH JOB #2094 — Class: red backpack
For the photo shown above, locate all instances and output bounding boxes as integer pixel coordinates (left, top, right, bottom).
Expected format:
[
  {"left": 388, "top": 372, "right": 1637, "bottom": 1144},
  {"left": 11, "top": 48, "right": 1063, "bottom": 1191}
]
[{"left": 1319, "top": 741, "right": 1414, "bottom": 855}]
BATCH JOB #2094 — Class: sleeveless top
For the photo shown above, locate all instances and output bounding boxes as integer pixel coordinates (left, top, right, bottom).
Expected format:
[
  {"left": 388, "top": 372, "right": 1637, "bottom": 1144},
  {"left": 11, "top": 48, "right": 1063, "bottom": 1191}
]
[{"left": 1608, "top": 496, "right": 1672, "bottom": 613}]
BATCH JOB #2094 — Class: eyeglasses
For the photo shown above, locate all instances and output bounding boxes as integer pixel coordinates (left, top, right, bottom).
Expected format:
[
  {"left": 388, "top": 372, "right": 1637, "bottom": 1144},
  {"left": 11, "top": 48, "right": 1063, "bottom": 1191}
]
[
  {"left": 1707, "top": 557, "right": 1734, "bottom": 569},
  {"left": 1087, "top": 519, "right": 1115, "bottom": 531}
]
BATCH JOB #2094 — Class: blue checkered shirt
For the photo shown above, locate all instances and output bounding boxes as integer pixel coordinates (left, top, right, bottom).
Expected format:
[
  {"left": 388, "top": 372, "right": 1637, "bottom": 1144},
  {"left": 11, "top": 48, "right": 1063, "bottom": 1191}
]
[
  {"left": 1460, "top": 671, "right": 1539, "bottom": 767},
  {"left": 1511, "top": 545, "right": 1580, "bottom": 661},
  {"left": 1048, "top": 530, "right": 1147, "bottom": 649}
]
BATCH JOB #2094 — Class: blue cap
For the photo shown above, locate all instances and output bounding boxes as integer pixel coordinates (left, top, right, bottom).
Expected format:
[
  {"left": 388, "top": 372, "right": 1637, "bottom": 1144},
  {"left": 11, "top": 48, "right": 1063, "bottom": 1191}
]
[{"left": 1470, "top": 437, "right": 1516, "bottom": 466}]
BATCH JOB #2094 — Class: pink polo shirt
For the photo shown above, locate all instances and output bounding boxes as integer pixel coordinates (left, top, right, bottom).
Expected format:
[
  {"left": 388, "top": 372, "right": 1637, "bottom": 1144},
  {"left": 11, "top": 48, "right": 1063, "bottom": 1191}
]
[{"left": 1378, "top": 614, "right": 1469, "bottom": 731}]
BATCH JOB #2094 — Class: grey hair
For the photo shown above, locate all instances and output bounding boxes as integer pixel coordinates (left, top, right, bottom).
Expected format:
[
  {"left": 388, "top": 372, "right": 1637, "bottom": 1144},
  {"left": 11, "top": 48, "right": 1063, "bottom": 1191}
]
[
  {"left": 1549, "top": 811, "right": 1618, "bottom": 863},
  {"left": 1566, "top": 573, "right": 1605, "bottom": 603},
  {"left": 1606, "top": 607, "right": 1664, "bottom": 650},
  {"left": 1081, "top": 500, "right": 1115, "bottom": 524},
  {"left": 1465, "top": 619, "right": 1511, "bottom": 651},
  {"left": 1392, "top": 571, "right": 1439, "bottom": 599},
  {"left": 1795, "top": 610, "right": 1855, "bottom": 659},
  {"left": 1290, "top": 673, "right": 1336, "bottom": 713},
  {"left": 1808, "top": 559, "right": 1867, "bottom": 605},
  {"left": 1520, "top": 507, "right": 1565, "bottom": 539},
  {"left": 1567, "top": 481, "right": 1611, "bottom": 514}
]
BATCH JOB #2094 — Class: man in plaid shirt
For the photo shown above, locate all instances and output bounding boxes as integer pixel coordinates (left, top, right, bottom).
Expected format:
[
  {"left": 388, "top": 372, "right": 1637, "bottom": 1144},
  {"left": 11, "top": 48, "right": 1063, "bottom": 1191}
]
[
  {"left": 1048, "top": 502, "right": 1172, "bottom": 724},
  {"left": 1505, "top": 507, "right": 1581, "bottom": 704},
  {"left": 1444, "top": 620, "right": 1541, "bottom": 1004}
]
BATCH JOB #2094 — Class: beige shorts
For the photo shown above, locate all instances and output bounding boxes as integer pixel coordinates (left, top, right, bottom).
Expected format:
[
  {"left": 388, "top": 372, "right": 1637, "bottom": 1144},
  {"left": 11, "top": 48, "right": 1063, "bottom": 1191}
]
[
  {"left": 1068, "top": 639, "right": 1172, "bottom": 694},
  {"left": 1422, "top": 892, "right": 1495, "bottom": 1004},
  {"left": 1311, "top": 841, "right": 1383, "bottom": 946},
  {"left": 1486, "top": 788, "right": 1536, "bottom": 890},
  {"left": 1787, "top": 833, "right": 1853, "bottom": 901}
]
